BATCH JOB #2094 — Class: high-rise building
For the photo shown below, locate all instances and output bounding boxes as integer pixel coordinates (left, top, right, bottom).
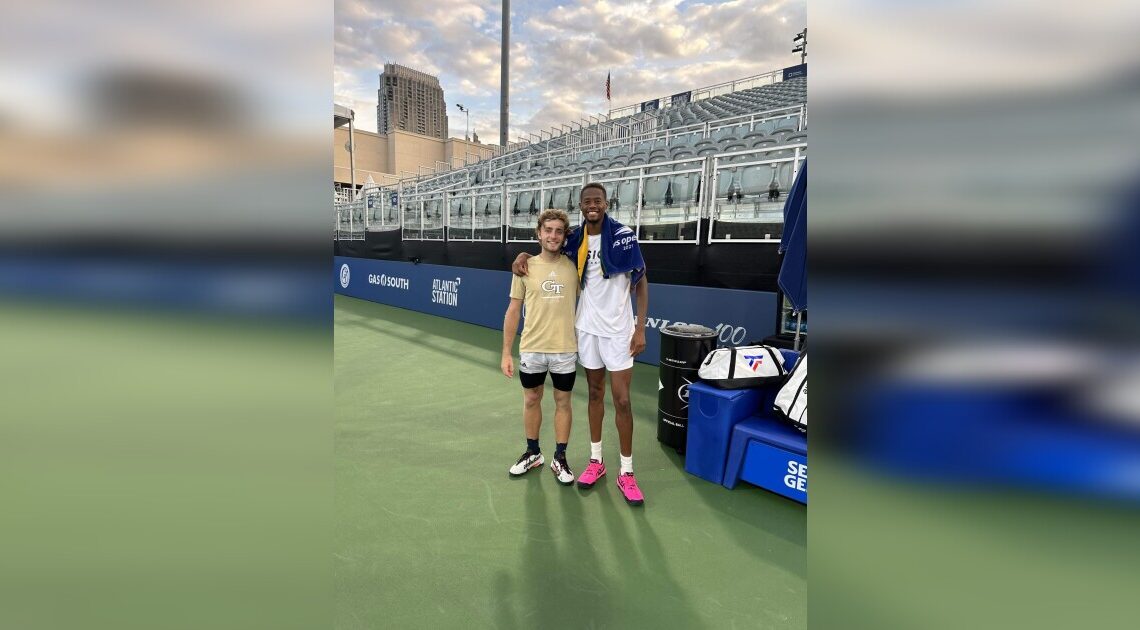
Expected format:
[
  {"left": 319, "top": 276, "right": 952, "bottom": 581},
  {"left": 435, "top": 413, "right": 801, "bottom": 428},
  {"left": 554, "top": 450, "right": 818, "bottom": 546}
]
[{"left": 376, "top": 64, "right": 448, "bottom": 140}]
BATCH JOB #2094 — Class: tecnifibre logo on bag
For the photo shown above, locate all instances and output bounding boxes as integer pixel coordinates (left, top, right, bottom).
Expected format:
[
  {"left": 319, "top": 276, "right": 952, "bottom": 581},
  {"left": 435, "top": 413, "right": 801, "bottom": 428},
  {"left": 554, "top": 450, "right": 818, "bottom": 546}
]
[{"left": 339, "top": 264, "right": 350, "bottom": 288}]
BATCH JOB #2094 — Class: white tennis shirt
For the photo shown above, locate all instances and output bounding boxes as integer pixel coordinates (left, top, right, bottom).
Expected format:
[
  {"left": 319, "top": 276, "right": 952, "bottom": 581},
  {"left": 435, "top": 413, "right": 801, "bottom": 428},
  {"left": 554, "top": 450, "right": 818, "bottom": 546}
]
[{"left": 575, "top": 234, "right": 634, "bottom": 338}]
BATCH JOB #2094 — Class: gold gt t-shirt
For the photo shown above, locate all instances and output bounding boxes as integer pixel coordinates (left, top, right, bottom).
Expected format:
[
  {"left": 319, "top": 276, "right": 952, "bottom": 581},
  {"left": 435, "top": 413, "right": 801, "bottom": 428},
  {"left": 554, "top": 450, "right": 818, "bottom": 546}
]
[{"left": 509, "top": 255, "right": 580, "bottom": 353}]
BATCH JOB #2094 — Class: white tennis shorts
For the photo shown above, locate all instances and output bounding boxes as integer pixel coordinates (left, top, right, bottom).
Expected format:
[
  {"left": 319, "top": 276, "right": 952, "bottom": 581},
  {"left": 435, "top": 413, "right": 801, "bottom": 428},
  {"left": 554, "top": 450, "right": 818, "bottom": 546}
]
[
  {"left": 577, "top": 331, "right": 633, "bottom": 371},
  {"left": 519, "top": 351, "right": 578, "bottom": 375}
]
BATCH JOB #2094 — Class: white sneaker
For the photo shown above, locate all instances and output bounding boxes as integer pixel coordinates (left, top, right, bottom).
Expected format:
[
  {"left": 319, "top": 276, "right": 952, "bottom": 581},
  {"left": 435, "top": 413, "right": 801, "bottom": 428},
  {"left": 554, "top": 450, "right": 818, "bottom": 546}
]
[
  {"left": 550, "top": 455, "right": 575, "bottom": 485},
  {"left": 509, "top": 451, "right": 544, "bottom": 476}
]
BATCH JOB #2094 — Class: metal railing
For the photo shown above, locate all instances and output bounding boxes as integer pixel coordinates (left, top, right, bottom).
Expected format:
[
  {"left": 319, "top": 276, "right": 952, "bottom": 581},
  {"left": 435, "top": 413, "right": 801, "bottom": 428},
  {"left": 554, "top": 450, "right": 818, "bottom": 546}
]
[
  {"left": 608, "top": 68, "right": 787, "bottom": 118},
  {"left": 337, "top": 142, "right": 805, "bottom": 246},
  {"left": 708, "top": 144, "right": 805, "bottom": 244},
  {"left": 389, "top": 78, "right": 803, "bottom": 195}
]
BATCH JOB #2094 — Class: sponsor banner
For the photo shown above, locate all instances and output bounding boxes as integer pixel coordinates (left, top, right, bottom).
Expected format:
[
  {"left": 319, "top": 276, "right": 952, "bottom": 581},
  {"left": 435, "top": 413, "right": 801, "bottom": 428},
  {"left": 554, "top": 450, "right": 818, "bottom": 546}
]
[
  {"left": 640, "top": 99, "right": 660, "bottom": 112},
  {"left": 335, "top": 257, "right": 776, "bottom": 366},
  {"left": 745, "top": 445, "right": 808, "bottom": 504},
  {"left": 670, "top": 91, "right": 692, "bottom": 107},
  {"left": 335, "top": 257, "right": 505, "bottom": 328},
  {"left": 0, "top": 255, "right": 327, "bottom": 321},
  {"left": 782, "top": 63, "right": 807, "bottom": 80},
  {"left": 638, "top": 285, "right": 776, "bottom": 367}
]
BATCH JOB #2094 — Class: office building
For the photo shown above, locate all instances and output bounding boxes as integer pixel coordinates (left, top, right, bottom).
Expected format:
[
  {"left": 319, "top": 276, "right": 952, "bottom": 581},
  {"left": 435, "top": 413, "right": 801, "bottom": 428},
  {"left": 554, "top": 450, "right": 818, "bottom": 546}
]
[{"left": 376, "top": 64, "right": 448, "bottom": 140}]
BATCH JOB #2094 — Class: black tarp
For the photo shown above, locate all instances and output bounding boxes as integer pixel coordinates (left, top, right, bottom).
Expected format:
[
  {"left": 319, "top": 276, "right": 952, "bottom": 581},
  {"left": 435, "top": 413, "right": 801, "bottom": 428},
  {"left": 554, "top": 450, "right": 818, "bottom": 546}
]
[{"left": 335, "top": 223, "right": 779, "bottom": 292}]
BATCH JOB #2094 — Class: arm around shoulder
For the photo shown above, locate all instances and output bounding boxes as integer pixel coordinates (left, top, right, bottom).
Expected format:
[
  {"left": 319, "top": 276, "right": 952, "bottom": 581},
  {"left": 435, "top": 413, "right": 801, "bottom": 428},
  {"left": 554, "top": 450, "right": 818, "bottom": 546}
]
[{"left": 511, "top": 252, "right": 534, "bottom": 277}]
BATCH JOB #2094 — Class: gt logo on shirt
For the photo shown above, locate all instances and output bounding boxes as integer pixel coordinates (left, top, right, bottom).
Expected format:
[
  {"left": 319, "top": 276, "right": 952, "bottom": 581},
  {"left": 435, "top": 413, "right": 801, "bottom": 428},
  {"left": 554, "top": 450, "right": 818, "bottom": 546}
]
[
  {"left": 541, "top": 279, "right": 565, "bottom": 294},
  {"left": 586, "top": 250, "right": 600, "bottom": 262}
]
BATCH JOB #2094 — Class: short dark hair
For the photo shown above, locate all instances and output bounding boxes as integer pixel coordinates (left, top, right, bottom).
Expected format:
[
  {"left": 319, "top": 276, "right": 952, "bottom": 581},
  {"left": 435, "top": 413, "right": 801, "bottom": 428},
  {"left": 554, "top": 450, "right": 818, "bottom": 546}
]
[{"left": 580, "top": 182, "right": 607, "bottom": 198}]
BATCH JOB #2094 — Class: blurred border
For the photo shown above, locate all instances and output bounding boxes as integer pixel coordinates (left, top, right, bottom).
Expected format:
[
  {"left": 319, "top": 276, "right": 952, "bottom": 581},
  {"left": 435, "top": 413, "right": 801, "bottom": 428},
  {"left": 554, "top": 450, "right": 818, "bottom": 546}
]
[
  {"left": 1, "top": 2, "right": 332, "bottom": 629},
  {"left": 810, "top": 1, "right": 1140, "bottom": 628}
]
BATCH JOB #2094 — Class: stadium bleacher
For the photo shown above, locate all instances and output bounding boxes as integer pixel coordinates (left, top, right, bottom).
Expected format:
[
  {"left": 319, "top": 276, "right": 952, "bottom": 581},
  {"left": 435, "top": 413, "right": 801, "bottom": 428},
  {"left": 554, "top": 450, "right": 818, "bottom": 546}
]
[{"left": 335, "top": 75, "right": 805, "bottom": 246}]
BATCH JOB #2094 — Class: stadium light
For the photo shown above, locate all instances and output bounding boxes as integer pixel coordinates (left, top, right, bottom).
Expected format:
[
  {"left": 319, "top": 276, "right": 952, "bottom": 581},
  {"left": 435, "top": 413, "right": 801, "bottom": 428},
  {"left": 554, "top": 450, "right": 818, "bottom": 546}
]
[
  {"left": 456, "top": 103, "right": 470, "bottom": 142},
  {"left": 792, "top": 28, "right": 807, "bottom": 64}
]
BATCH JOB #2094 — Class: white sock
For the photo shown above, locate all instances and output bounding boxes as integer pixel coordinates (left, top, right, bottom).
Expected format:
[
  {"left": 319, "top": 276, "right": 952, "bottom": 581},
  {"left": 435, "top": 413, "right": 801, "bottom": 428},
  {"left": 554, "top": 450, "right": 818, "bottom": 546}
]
[
  {"left": 590, "top": 441, "right": 603, "bottom": 462},
  {"left": 620, "top": 455, "right": 633, "bottom": 475}
]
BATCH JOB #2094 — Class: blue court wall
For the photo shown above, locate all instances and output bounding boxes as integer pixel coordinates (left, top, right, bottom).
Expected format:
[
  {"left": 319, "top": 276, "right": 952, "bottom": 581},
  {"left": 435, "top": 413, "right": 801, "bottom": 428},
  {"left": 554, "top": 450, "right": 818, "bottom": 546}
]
[{"left": 335, "top": 256, "right": 776, "bottom": 367}]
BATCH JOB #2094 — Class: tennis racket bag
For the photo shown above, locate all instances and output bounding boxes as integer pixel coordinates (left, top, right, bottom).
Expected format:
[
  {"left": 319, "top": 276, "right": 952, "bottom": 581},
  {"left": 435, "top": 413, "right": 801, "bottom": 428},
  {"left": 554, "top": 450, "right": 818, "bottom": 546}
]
[
  {"left": 774, "top": 353, "right": 807, "bottom": 433},
  {"left": 697, "top": 344, "right": 786, "bottom": 389}
]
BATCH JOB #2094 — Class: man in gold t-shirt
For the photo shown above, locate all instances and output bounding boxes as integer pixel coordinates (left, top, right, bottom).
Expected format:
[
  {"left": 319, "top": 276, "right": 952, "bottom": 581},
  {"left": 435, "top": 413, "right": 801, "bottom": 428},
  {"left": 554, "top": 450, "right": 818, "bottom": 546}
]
[{"left": 501, "top": 209, "right": 580, "bottom": 484}]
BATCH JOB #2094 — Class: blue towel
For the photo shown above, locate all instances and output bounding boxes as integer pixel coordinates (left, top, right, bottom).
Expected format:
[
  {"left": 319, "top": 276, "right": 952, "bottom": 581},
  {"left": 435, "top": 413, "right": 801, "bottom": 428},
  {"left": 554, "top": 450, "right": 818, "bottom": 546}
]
[{"left": 562, "top": 214, "right": 647, "bottom": 287}]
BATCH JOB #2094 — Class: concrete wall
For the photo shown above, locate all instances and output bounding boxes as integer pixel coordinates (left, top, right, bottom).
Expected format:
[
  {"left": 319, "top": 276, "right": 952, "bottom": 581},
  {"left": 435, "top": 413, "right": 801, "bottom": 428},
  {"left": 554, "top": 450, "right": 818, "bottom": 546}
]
[
  {"left": 333, "top": 127, "right": 393, "bottom": 186},
  {"left": 333, "top": 126, "right": 497, "bottom": 189},
  {"left": 445, "top": 138, "right": 497, "bottom": 169}
]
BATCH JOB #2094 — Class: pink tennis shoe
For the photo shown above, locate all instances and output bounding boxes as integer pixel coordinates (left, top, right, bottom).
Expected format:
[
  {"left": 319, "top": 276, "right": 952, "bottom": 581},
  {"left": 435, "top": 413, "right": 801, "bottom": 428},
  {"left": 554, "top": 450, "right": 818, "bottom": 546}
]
[
  {"left": 576, "top": 459, "right": 606, "bottom": 489},
  {"left": 616, "top": 473, "right": 644, "bottom": 506}
]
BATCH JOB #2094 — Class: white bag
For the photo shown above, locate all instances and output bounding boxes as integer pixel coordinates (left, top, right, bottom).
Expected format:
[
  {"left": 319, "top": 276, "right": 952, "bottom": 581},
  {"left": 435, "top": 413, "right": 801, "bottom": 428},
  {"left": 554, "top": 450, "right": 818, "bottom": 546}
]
[
  {"left": 774, "top": 353, "right": 807, "bottom": 433},
  {"left": 697, "top": 345, "right": 786, "bottom": 389}
]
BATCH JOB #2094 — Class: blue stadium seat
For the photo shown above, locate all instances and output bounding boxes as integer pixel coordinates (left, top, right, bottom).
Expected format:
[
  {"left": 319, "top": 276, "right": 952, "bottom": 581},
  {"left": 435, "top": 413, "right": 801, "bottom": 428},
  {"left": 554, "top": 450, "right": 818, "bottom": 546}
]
[
  {"left": 615, "top": 178, "right": 639, "bottom": 215},
  {"left": 740, "top": 163, "right": 778, "bottom": 199},
  {"left": 770, "top": 129, "right": 793, "bottom": 144},
  {"left": 775, "top": 117, "right": 799, "bottom": 132},
  {"left": 550, "top": 186, "right": 570, "bottom": 212},
  {"left": 670, "top": 170, "right": 697, "bottom": 206},
  {"left": 643, "top": 164, "right": 672, "bottom": 208}
]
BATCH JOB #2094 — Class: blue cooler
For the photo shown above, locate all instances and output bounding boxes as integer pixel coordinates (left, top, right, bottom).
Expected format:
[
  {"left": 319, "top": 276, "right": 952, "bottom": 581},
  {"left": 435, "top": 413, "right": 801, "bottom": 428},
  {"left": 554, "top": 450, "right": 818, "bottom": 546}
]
[{"left": 683, "top": 383, "right": 763, "bottom": 485}]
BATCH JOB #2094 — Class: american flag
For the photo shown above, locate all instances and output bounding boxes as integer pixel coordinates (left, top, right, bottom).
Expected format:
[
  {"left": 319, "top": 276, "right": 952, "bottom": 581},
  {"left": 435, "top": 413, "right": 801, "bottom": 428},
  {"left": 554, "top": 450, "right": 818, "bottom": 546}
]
[{"left": 605, "top": 72, "right": 611, "bottom": 102}]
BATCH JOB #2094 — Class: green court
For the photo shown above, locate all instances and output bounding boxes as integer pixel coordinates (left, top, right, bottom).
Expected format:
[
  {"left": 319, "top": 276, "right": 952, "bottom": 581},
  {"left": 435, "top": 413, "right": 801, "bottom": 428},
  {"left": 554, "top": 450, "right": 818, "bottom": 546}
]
[{"left": 335, "top": 295, "right": 805, "bottom": 629}]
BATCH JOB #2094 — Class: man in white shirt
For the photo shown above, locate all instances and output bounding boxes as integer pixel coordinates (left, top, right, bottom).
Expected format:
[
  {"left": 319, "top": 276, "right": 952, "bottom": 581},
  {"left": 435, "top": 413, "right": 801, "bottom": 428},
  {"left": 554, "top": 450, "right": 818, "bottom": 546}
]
[{"left": 512, "top": 183, "right": 649, "bottom": 506}]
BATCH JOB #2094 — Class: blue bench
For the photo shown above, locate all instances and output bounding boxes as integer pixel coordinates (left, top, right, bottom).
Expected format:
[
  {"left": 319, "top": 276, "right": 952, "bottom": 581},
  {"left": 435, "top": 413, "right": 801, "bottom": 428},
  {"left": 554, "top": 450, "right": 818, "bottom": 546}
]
[{"left": 722, "top": 416, "right": 807, "bottom": 504}]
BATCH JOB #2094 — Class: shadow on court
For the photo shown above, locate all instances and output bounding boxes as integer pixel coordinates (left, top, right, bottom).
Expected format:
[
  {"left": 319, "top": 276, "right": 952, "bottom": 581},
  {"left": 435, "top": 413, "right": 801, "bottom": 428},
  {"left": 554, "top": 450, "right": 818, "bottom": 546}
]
[{"left": 335, "top": 295, "right": 804, "bottom": 629}]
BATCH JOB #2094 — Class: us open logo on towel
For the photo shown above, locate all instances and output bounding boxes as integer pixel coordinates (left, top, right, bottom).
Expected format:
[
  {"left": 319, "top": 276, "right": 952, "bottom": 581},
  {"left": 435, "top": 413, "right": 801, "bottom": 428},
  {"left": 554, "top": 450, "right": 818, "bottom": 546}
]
[
  {"left": 744, "top": 354, "right": 764, "bottom": 370},
  {"left": 339, "top": 264, "right": 350, "bottom": 288},
  {"left": 612, "top": 226, "right": 637, "bottom": 251}
]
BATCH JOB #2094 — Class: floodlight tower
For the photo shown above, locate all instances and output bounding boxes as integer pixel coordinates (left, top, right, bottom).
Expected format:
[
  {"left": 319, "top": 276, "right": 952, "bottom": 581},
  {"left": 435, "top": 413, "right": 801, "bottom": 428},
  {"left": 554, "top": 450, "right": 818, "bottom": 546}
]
[
  {"left": 456, "top": 103, "right": 470, "bottom": 142},
  {"left": 792, "top": 28, "right": 807, "bottom": 64},
  {"left": 500, "top": 0, "right": 510, "bottom": 149}
]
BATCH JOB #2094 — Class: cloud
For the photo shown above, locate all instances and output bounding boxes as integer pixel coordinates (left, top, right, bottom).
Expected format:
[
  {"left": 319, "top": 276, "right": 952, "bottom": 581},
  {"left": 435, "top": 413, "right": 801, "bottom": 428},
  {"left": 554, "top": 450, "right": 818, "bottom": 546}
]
[{"left": 334, "top": 0, "right": 806, "bottom": 138}]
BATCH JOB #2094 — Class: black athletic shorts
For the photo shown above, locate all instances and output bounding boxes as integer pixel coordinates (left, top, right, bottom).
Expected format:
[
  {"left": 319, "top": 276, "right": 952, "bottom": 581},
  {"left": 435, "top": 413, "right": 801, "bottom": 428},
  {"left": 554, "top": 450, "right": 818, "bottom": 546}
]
[{"left": 520, "top": 369, "right": 577, "bottom": 392}]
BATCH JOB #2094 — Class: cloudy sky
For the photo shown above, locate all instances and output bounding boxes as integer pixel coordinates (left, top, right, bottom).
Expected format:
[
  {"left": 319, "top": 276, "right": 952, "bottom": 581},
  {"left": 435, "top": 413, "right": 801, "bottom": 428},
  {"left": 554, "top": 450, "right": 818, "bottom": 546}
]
[{"left": 334, "top": 0, "right": 806, "bottom": 144}]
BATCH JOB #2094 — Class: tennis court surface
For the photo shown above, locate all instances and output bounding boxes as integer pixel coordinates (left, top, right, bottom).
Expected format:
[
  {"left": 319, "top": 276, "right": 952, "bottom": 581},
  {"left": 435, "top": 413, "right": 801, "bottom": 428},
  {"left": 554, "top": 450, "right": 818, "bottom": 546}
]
[{"left": 335, "top": 294, "right": 805, "bottom": 628}]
